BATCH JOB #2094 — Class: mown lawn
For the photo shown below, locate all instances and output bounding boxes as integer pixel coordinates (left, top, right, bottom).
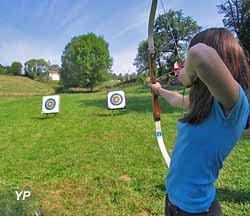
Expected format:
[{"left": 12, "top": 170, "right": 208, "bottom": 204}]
[{"left": 0, "top": 83, "right": 249, "bottom": 216}]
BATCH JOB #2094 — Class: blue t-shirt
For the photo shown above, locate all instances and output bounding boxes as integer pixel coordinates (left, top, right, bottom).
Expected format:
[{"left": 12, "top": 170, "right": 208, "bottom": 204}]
[{"left": 166, "top": 86, "right": 249, "bottom": 213}]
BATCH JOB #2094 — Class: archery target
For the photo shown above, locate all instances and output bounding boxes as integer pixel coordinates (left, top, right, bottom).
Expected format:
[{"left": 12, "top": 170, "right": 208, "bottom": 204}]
[
  {"left": 107, "top": 91, "right": 126, "bottom": 110},
  {"left": 45, "top": 98, "right": 56, "bottom": 110},
  {"left": 42, "top": 95, "right": 60, "bottom": 114}
]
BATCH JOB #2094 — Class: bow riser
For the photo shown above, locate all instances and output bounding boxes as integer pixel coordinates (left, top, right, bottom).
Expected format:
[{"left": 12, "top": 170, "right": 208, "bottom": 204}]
[
  {"left": 148, "top": 0, "right": 170, "bottom": 167},
  {"left": 149, "top": 52, "right": 161, "bottom": 121}
]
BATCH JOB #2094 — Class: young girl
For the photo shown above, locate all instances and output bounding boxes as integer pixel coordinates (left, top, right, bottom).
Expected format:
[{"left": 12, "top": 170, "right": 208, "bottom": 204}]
[{"left": 150, "top": 28, "right": 250, "bottom": 216}]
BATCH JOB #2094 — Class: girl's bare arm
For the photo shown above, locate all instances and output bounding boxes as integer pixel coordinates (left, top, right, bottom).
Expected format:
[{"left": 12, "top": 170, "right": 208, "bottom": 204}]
[
  {"left": 149, "top": 83, "right": 189, "bottom": 109},
  {"left": 181, "top": 43, "right": 239, "bottom": 111},
  {"left": 159, "top": 88, "right": 189, "bottom": 109}
]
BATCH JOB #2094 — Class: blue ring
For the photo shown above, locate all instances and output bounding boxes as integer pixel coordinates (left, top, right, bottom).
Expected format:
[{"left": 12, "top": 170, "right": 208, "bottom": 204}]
[
  {"left": 45, "top": 98, "right": 56, "bottom": 110},
  {"left": 110, "top": 93, "right": 123, "bottom": 106}
]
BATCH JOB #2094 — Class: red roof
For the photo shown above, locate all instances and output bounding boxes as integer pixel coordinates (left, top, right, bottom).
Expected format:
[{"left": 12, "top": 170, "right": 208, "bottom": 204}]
[{"left": 48, "top": 70, "right": 60, "bottom": 75}]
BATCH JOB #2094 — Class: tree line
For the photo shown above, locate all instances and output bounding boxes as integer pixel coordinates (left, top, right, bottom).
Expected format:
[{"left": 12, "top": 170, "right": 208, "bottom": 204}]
[
  {"left": 0, "top": 59, "right": 60, "bottom": 81},
  {"left": 0, "top": 62, "right": 23, "bottom": 76}
]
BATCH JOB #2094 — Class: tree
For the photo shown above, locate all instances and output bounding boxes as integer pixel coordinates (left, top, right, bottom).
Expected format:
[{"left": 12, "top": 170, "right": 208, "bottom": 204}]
[
  {"left": 117, "top": 73, "right": 124, "bottom": 82},
  {"left": 122, "top": 73, "right": 137, "bottom": 83},
  {"left": 49, "top": 64, "right": 61, "bottom": 71},
  {"left": 134, "top": 10, "right": 201, "bottom": 76},
  {"left": 7, "top": 61, "right": 23, "bottom": 75},
  {"left": 0, "top": 64, "right": 6, "bottom": 75},
  {"left": 110, "top": 73, "right": 118, "bottom": 80},
  {"left": 217, "top": 0, "right": 250, "bottom": 54},
  {"left": 134, "top": 41, "right": 149, "bottom": 75},
  {"left": 61, "top": 33, "right": 112, "bottom": 91},
  {"left": 129, "top": 73, "right": 137, "bottom": 82},
  {"left": 24, "top": 59, "right": 49, "bottom": 79}
]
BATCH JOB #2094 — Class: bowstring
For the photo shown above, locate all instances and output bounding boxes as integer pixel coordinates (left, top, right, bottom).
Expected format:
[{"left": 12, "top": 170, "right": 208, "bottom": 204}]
[
  {"left": 160, "top": 0, "right": 186, "bottom": 118},
  {"left": 160, "top": 0, "right": 181, "bottom": 60}
]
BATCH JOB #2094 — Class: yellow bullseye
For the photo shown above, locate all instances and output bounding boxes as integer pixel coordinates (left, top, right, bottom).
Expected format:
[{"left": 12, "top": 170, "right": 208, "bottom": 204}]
[
  {"left": 114, "top": 96, "right": 120, "bottom": 102},
  {"left": 48, "top": 102, "right": 53, "bottom": 107}
]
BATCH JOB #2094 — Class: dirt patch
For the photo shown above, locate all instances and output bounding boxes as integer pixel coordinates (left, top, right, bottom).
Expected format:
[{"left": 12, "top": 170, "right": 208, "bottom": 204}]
[
  {"left": 137, "top": 210, "right": 150, "bottom": 216},
  {"left": 38, "top": 178, "right": 89, "bottom": 214},
  {"left": 118, "top": 174, "right": 132, "bottom": 182}
]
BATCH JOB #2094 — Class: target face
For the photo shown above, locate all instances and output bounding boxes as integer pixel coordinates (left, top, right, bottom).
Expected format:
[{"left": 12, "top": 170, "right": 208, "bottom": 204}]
[
  {"left": 42, "top": 95, "right": 60, "bottom": 114},
  {"left": 107, "top": 91, "right": 126, "bottom": 110},
  {"left": 110, "top": 93, "right": 123, "bottom": 106},
  {"left": 45, "top": 98, "right": 56, "bottom": 110}
]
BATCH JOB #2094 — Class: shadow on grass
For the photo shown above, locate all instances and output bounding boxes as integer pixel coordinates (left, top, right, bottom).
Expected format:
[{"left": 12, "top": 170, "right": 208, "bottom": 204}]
[
  {"left": 80, "top": 95, "right": 179, "bottom": 114},
  {"left": 31, "top": 117, "right": 50, "bottom": 120},
  {"left": 55, "top": 86, "right": 100, "bottom": 94},
  {"left": 241, "top": 130, "right": 250, "bottom": 141},
  {"left": 31, "top": 114, "right": 59, "bottom": 120},
  {"left": 95, "top": 110, "right": 128, "bottom": 117},
  {"left": 155, "top": 186, "right": 250, "bottom": 204},
  {"left": 156, "top": 184, "right": 165, "bottom": 192},
  {"left": 0, "top": 189, "right": 47, "bottom": 216},
  {"left": 0, "top": 190, "right": 29, "bottom": 216},
  {"left": 217, "top": 188, "right": 250, "bottom": 203}
]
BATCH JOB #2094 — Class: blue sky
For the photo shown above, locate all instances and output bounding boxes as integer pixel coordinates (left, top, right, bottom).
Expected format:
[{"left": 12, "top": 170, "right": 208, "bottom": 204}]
[{"left": 0, "top": 0, "right": 223, "bottom": 74}]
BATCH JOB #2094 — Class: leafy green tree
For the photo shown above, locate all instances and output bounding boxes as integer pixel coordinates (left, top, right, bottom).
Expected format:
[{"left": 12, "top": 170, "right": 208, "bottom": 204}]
[
  {"left": 134, "top": 41, "right": 149, "bottom": 75},
  {"left": 122, "top": 73, "right": 137, "bottom": 83},
  {"left": 24, "top": 59, "right": 49, "bottom": 79},
  {"left": 49, "top": 64, "right": 61, "bottom": 71},
  {"left": 7, "top": 61, "right": 23, "bottom": 75},
  {"left": 0, "top": 64, "right": 6, "bottom": 75},
  {"left": 137, "top": 73, "right": 148, "bottom": 85},
  {"left": 129, "top": 73, "right": 137, "bottom": 82},
  {"left": 61, "top": 33, "right": 112, "bottom": 91},
  {"left": 110, "top": 73, "right": 118, "bottom": 80},
  {"left": 134, "top": 10, "right": 201, "bottom": 76},
  {"left": 117, "top": 73, "right": 124, "bottom": 82},
  {"left": 217, "top": 0, "right": 250, "bottom": 54}
]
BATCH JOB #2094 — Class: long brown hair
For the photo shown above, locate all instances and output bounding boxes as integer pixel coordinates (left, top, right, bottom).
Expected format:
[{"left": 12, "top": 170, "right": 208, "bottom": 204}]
[{"left": 180, "top": 28, "right": 250, "bottom": 124}]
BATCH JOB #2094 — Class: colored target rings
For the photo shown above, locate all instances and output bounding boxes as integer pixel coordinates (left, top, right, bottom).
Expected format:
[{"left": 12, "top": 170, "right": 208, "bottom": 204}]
[
  {"left": 45, "top": 98, "right": 56, "bottom": 110},
  {"left": 110, "top": 93, "right": 123, "bottom": 106}
]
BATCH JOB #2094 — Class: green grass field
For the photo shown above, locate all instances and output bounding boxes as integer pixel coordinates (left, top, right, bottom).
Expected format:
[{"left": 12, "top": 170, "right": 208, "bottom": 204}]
[{"left": 0, "top": 76, "right": 249, "bottom": 215}]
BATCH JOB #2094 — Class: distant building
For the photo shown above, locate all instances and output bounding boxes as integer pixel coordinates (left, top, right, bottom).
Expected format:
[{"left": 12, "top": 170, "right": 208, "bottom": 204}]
[{"left": 48, "top": 69, "right": 60, "bottom": 81}]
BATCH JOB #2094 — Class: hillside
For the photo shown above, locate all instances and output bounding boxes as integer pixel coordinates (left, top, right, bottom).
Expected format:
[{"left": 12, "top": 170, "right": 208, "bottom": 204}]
[{"left": 0, "top": 75, "right": 55, "bottom": 97}]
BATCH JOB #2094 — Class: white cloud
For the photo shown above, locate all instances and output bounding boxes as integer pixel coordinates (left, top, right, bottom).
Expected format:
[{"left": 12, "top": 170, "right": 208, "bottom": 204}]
[
  {"left": 111, "top": 18, "right": 147, "bottom": 40},
  {"left": 58, "top": 0, "right": 90, "bottom": 31},
  {"left": 111, "top": 48, "right": 137, "bottom": 74},
  {"left": 0, "top": 40, "right": 61, "bottom": 66}
]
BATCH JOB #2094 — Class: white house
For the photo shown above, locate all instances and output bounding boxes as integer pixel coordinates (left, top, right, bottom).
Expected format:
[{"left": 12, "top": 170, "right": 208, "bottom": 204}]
[{"left": 48, "top": 70, "right": 60, "bottom": 81}]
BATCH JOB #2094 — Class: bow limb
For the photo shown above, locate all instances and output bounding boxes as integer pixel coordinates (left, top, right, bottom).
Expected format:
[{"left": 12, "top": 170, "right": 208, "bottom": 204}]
[
  {"left": 148, "top": 0, "right": 171, "bottom": 167},
  {"left": 148, "top": 0, "right": 160, "bottom": 121}
]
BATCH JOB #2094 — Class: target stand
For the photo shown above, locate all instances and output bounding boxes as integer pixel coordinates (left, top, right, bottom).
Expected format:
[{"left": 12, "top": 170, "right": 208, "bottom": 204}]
[
  {"left": 107, "top": 91, "right": 126, "bottom": 115},
  {"left": 41, "top": 95, "right": 60, "bottom": 117}
]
